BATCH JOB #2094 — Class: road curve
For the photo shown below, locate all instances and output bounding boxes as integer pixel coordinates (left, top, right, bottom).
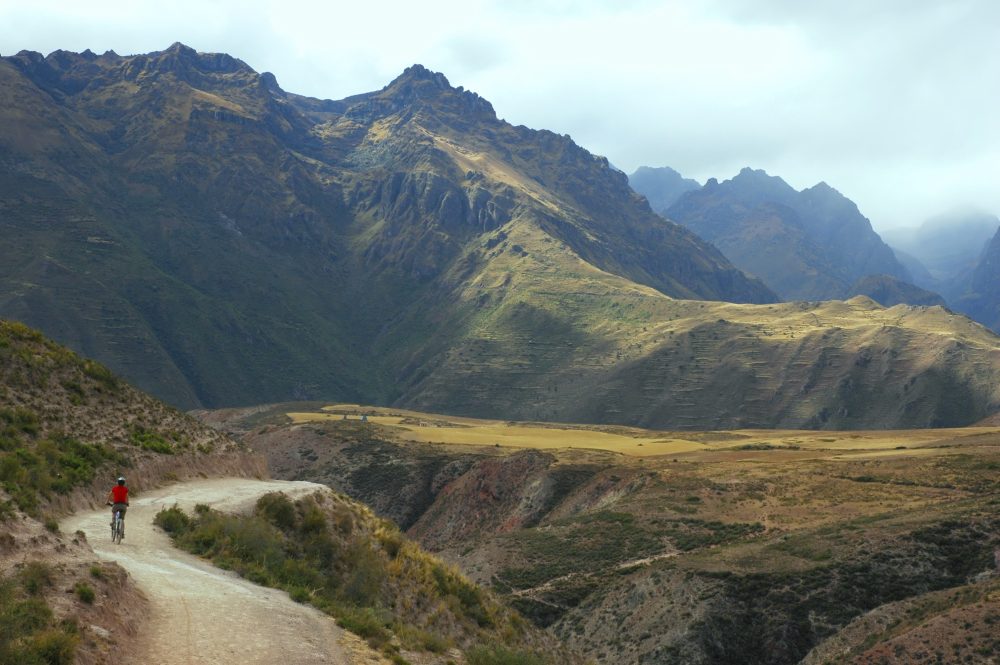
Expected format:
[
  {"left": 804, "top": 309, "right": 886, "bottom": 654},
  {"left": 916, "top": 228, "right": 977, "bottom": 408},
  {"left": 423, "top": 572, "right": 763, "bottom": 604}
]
[{"left": 63, "top": 478, "right": 383, "bottom": 665}]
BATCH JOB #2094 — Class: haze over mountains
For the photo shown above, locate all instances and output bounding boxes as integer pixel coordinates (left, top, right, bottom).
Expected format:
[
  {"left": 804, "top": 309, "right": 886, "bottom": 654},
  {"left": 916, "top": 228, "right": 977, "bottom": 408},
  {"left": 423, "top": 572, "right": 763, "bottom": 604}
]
[
  {"left": 631, "top": 167, "right": 916, "bottom": 303},
  {"left": 882, "top": 210, "right": 1000, "bottom": 312},
  {"left": 3, "top": 44, "right": 1000, "bottom": 428},
  {"left": 630, "top": 167, "right": 1000, "bottom": 327}
]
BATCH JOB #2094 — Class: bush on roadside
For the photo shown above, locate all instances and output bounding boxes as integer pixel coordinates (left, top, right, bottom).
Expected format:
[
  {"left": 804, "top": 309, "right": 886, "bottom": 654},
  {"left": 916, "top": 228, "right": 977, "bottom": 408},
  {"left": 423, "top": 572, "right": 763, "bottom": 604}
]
[
  {"left": 154, "top": 493, "right": 552, "bottom": 664},
  {"left": 0, "top": 573, "right": 78, "bottom": 665}
]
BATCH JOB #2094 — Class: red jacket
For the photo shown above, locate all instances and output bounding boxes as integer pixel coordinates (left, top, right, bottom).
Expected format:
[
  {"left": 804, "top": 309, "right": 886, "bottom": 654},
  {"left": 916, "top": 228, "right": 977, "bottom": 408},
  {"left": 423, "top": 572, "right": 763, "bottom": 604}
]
[{"left": 111, "top": 485, "right": 129, "bottom": 504}]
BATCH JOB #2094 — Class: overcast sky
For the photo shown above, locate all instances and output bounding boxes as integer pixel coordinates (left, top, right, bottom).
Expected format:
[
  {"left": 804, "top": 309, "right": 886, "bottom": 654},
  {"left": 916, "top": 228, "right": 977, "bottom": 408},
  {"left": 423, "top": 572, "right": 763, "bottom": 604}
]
[{"left": 2, "top": 0, "right": 997, "bottom": 230}]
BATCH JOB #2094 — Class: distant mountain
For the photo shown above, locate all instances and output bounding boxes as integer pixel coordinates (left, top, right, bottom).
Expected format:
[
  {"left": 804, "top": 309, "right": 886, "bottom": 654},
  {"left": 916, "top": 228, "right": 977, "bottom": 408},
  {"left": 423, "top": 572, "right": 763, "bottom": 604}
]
[
  {"left": 3, "top": 46, "right": 1000, "bottom": 429},
  {"left": 881, "top": 210, "right": 999, "bottom": 302},
  {"left": 891, "top": 248, "right": 937, "bottom": 290},
  {"left": 846, "top": 274, "right": 946, "bottom": 308},
  {"left": 956, "top": 226, "right": 1000, "bottom": 331},
  {"left": 628, "top": 166, "right": 700, "bottom": 214},
  {"left": 665, "top": 168, "right": 916, "bottom": 302}
]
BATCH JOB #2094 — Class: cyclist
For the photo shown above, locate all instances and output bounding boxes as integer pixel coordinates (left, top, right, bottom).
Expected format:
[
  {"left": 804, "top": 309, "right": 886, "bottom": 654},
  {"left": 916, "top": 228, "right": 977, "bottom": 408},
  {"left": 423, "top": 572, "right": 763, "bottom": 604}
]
[{"left": 106, "top": 476, "right": 129, "bottom": 535}]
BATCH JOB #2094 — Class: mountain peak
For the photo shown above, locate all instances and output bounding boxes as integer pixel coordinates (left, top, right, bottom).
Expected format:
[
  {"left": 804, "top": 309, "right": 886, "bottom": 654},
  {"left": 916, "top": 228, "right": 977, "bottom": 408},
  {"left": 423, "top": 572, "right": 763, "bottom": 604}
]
[
  {"left": 165, "top": 41, "right": 196, "bottom": 55},
  {"left": 725, "top": 167, "right": 796, "bottom": 202},
  {"left": 126, "top": 44, "right": 254, "bottom": 81},
  {"left": 733, "top": 166, "right": 779, "bottom": 183},
  {"left": 346, "top": 63, "right": 496, "bottom": 123},
  {"left": 804, "top": 180, "right": 843, "bottom": 198},
  {"left": 393, "top": 63, "right": 451, "bottom": 88}
]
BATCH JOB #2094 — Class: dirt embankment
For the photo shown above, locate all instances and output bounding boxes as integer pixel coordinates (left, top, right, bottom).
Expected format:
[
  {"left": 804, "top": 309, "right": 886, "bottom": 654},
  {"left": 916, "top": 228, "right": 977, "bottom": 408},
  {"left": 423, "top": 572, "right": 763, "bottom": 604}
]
[{"left": 62, "top": 478, "right": 388, "bottom": 665}]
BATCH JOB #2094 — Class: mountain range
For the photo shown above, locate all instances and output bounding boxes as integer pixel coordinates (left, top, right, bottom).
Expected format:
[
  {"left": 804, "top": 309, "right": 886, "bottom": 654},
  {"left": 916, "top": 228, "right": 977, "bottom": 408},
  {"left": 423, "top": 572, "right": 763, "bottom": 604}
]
[
  {"left": 0, "top": 43, "right": 772, "bottom": 410},
  {"left": 3, "top": 45, "right": 1000, "bottom": 428},
  {"left": 632, "top": 167, "right": 918, "bottom": 302}
]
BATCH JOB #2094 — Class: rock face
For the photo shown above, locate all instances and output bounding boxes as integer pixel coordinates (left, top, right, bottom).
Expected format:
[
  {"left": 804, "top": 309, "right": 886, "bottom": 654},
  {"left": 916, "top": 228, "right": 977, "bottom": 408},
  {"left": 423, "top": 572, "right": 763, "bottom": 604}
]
[
  {"left": 0, "top": 45, "right": 774, "bottom": 412},
  {"left": 665, "top": 168, "right": 915, "bottom": 301},
  {"left": 628, "top": 165, "right": 700, "bottom": 214}
]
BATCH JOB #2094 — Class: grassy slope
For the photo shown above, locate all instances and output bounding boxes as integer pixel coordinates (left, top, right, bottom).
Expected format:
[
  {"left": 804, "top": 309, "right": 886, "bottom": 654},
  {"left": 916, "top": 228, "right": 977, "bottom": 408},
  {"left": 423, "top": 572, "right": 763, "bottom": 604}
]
[
  {"left": 399, "top": 214, "right": 1000, "bottom": 428},
  {"left": 219, "top": 403, "right": 1000, "bottom": 665},
  {"left": 0, "top": 319, "right": 240, "bottom": 516}
]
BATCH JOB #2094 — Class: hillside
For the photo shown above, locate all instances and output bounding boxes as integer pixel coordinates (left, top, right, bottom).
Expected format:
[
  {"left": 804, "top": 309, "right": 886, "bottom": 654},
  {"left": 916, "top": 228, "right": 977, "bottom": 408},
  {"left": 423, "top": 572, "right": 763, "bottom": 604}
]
[
  {"left": 205, "top": 403, "right": 1000, "bottom": 665},
  {"left": 2, "top": 321, "right": 577, "bottom": 664},
  {"left": 657, "top": 168, "right": 916, "bottom": 302},
  {"left": 0, "top": 318, "right": 261, "bottom": 664},
  {"left": 0, "top": 319, "right": 250, "bottom": 516},
  {"left": 0, "top": 44, "right": 773, "bottom": 412}
]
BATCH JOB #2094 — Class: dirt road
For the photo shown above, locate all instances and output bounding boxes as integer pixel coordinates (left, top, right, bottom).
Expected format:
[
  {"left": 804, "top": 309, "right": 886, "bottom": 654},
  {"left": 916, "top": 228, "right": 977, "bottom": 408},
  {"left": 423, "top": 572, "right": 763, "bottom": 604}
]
[{"left": 63, "top": 478, "right": 385, "bottom": 665}]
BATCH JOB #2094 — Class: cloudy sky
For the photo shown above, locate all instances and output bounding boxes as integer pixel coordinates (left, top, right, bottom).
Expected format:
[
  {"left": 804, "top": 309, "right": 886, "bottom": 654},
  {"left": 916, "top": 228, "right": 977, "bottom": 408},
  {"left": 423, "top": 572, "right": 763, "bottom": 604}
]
[{"left": 2, "top": 0, "right": 997, "bottom": 230}]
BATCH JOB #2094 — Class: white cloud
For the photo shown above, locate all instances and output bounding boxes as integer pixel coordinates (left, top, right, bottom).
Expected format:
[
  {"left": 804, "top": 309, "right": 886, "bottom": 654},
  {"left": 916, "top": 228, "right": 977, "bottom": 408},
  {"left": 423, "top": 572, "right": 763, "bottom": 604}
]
[{"left": 1, "top": 0, "right": 997, "bottom": 229}]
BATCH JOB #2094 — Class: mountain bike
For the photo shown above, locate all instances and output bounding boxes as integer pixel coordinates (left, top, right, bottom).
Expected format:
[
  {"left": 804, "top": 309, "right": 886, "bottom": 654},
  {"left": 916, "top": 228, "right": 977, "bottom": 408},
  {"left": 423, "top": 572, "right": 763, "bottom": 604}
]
[{"left": 110, "top": 507, "right": 125, "bottom": 544}]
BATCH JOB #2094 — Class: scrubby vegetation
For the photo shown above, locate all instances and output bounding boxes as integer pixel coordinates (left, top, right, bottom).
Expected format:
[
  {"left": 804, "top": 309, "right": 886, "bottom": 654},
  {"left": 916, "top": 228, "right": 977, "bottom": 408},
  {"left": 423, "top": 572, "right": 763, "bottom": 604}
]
[
  {"left": 0, "top": 418, "right": 126, "bottom": 516},
  {"left": 155, "top": 492, "right": 559, "bottom": 664},
  {"left": 692, "top": 518, "right": 1000, "bottom": 664},
  {"left": 0, "top": 320, "right": 234, "bottom": 516},
  {"left": 0, "top": 565, "right": 78, "bottom": 665},
  {"left": 497, "top": 512, "right": 662, "bottom": 591}
]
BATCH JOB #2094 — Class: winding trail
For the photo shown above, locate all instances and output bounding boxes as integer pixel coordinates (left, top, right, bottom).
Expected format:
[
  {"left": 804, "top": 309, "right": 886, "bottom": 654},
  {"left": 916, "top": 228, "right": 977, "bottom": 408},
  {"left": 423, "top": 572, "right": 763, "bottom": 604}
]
[{"left": 63, "top": 478, "right": 384, "bottom": 665}]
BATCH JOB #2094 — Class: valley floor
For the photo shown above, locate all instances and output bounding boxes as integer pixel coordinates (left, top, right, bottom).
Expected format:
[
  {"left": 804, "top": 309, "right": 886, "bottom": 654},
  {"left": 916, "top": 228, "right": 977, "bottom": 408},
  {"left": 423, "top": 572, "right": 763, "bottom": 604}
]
[{"left": 206, "top": 402, "right": 1000, "bottom": 664}]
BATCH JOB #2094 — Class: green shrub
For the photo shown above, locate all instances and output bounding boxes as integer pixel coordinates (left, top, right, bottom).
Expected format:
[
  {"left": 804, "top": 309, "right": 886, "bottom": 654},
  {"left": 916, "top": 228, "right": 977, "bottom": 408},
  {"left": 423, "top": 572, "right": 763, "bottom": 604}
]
[
  {"left": 466, "top": 645, "right": 547, "bottom": 665},
  {"left": 81, "top": 359, "right": 119, "bottom": 392},
  {"left": 153, "top": 506, "right": 191, "bottom": 535},
  {"left": 0, "top": 407, "right": 40, "bottom": 436},
  {"left": 129, "top": 425, "right": 174, "bottom": 454},
  {"left": 19, "top": 562, "right": 53, "bottom": 596},
  {"left": 27, "top": 628, "right": 78, "bottom": 665},
  {"left": 256, "top": 492, "right": 297, "bottom": 531},
  {"left": 336, "top": 606, "right": 393, "bottom": 648},
  {"left": 0, "top": 573, "right": 77, "bottom": 665},
  {"left": 73, "top": 582, "right": 95, "bottom": 604}
]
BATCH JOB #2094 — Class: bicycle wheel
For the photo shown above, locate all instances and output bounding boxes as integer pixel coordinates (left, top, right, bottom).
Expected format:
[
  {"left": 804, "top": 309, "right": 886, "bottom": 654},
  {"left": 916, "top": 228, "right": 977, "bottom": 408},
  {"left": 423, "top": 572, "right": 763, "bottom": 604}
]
[{"left": 113, "top": 514, "right": 124, "bottom": 544}]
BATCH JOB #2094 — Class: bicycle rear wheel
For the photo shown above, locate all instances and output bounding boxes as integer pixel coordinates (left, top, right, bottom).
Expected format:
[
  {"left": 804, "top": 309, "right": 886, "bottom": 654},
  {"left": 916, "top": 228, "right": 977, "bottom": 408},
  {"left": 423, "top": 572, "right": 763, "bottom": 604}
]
[{"left": 113, "top": 514, "right": 124, "bottom": 543}]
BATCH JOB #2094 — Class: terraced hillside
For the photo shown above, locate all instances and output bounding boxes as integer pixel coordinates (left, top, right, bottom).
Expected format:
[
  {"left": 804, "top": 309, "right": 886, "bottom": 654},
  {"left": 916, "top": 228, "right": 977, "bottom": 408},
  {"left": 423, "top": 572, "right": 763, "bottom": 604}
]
[{"left": 205, "top": 403, "right": 1000, "bottom": 665}]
